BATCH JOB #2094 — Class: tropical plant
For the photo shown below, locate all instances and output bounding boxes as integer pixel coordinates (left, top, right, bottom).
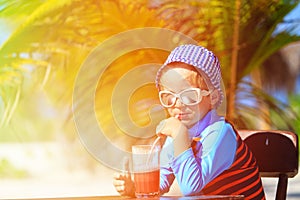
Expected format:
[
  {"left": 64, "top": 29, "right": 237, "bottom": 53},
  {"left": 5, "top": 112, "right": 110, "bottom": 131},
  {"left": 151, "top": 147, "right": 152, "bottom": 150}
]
[
  {"left": 0, "top": 0, "right": 299, "bottom": 146},
  {"left": 0, "top": 0, "right": 167, "bottom": 146},
  {"left": 154, "top": 0, "right": 300, "bottom": 131}
]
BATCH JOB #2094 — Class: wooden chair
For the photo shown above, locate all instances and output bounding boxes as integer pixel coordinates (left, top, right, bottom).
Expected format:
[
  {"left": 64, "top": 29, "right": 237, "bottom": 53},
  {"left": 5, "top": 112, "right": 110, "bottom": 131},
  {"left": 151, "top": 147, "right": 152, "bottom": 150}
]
[{"left": 238, "top": 130, "right": 298, "bottom": 200}]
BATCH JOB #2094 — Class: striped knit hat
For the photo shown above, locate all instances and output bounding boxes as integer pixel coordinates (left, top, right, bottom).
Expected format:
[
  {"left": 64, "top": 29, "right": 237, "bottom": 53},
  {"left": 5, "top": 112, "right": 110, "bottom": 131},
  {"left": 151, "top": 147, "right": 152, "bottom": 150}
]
[{"left": 155, "top": 44, "right": 223, "bottom": 107}]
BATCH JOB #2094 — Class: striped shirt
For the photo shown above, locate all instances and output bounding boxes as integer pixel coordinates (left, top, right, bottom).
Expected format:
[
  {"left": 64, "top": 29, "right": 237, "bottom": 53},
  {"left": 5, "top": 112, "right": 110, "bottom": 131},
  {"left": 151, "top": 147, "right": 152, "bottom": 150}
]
[
  {"left": 201, "top": 123, "right": 265, "bottom": 199},
  {"left": 160, "top": 110, "right": 265, "bottom": 199}
]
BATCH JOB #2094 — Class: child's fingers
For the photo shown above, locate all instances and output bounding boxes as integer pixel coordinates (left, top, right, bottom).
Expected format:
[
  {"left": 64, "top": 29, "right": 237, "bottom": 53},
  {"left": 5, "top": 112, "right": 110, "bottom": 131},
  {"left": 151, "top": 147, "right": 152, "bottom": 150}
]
[
  {"left": 113, "top": 178, "right": 125, "bottom": 187},
  {"left": 113, "top": 175, "right": 126, "bottom": 194},
  {"left": 113, "top": 180, "right": 125, "bottom": 194},
  {"left": 156, "top": 119, "right": 166, "bottom": 135},
  {"left": 113, "top": 173, "right": 124, "bottom": 180},
  {"left": 156, "top": 117, "right": 181, "bottom": 137},
  {"left": 114, "top": 159, "right": 135, "bottom": 197}
]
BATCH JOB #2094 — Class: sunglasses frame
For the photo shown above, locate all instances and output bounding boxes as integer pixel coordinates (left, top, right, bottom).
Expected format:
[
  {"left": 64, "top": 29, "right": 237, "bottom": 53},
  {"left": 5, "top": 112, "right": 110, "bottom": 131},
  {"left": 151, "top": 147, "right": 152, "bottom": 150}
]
[{"left": 159, "top": 87, "right": 211, "bottom": 108}]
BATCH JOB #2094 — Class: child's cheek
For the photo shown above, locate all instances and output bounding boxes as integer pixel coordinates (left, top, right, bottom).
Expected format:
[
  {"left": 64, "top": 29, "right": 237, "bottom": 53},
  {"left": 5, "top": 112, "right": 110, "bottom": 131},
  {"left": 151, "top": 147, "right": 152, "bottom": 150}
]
[{"left": 167, "top": 108, "right": 175, "bottom": 117}]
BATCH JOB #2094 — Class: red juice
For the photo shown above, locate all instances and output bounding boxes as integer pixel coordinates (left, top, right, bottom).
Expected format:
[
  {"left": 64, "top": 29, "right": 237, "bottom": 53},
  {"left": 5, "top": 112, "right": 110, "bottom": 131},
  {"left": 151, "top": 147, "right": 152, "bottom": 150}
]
[{"left": 134, "top": 169, "right": 160, "bottom": 197}]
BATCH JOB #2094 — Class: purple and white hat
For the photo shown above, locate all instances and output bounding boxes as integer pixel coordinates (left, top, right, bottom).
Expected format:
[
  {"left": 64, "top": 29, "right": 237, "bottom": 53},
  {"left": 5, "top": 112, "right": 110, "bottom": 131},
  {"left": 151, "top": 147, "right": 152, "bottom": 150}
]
[{"left": 155, "top": 44, "right": 224, "bottom": 107}]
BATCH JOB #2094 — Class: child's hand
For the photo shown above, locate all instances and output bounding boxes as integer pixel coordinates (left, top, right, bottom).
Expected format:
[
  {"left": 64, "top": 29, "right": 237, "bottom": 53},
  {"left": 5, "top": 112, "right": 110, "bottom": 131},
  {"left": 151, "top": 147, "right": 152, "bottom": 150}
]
[
  {"left": 156, "top": 117, "right": 191, "bottom": 156},
  {"left": 113, "top": 158, "right": 135, "bottom": 197},
  {"left": 156, "top": 117, "right": 187, "bottom": 138}
]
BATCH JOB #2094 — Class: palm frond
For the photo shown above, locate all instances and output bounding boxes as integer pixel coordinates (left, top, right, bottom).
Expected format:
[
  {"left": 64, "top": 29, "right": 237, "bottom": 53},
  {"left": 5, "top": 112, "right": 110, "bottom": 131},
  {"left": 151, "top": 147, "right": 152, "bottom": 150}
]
[
  {"left": 0, "top": 0, "right": 299, "bottom": 136},
  {"left": 0, "top": 0, "right": 72, "bottom": 55},
  {"left": 0, "top": 0, "right": 44, "bottom": 17},
  {"left": 241, "top": 2, "right": 300, "bottom": 77},
  {"left": 235, "top": 79, "right": 299, "bottom": 131}
]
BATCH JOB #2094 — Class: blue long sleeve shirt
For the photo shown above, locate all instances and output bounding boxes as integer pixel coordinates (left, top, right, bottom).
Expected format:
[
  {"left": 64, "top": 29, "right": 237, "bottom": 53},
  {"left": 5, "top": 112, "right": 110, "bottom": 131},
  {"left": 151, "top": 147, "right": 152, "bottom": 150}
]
[{"left": 159, "top": 110, "right": 237, "bottom": 196}]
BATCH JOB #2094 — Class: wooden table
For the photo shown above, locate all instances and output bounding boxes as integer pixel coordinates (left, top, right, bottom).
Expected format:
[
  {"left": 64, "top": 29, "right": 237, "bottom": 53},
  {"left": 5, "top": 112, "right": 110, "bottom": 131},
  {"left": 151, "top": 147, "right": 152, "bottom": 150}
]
[{"left": 12, "top": 195, "right": 244, "bottom": 200}]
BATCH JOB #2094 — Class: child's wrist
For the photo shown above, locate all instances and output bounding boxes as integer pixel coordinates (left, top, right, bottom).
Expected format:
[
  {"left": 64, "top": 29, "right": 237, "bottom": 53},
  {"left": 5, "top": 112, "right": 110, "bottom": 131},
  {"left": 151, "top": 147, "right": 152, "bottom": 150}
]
[{"left": 173, "top": 126, "right": 191, "bottom": 156}]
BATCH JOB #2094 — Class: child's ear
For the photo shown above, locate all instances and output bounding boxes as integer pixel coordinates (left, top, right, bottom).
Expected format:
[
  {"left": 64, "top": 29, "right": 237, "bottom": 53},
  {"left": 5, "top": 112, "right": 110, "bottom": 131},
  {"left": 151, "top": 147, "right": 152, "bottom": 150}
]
[{"left": 210, "top": 90, "right": 219, "bottom": 107}]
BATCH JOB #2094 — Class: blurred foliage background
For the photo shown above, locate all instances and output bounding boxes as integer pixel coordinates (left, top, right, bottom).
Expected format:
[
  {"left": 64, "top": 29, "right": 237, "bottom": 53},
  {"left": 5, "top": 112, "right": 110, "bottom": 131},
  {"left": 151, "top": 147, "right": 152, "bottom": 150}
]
[{"left": 0, "top": 0, "right": 300, "bottom": 177}]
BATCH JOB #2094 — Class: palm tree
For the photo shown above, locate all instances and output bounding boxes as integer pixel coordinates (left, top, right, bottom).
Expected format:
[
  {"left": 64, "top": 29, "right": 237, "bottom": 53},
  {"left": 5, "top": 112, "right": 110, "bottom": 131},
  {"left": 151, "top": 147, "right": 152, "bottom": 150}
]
[
  {"left": 0, "top": 0, "right": 299, "bottom": 144},
  {"left": 0, "top": 0, "right": 171, "bottom": 155},
  {"left": 0, "top": 0, "right": 73, "bottom": 127},
  {"left": 154, "top": 0, "right": 300, "bottom": 131}
]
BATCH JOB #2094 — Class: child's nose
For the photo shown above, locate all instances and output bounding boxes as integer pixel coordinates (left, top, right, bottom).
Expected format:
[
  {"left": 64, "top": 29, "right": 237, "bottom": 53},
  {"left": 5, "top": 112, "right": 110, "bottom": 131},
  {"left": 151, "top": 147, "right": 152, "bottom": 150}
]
[{"left": 173, "top": 97, "right": 184, "bottom": 107}]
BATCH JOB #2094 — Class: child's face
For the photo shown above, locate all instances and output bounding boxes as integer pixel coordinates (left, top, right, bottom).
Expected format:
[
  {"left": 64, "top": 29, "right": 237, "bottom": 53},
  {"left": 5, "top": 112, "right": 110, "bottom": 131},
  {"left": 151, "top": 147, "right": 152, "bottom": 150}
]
[{"left": 159, "top": 63, "right": 212, "bottom": 128}]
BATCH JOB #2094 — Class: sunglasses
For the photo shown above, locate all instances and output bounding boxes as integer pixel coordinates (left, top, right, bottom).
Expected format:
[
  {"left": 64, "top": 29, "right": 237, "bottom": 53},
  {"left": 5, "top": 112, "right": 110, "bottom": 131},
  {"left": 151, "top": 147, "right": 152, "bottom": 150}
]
[{"left": 159, "top": 88, "right": 211, "bottom": 108}]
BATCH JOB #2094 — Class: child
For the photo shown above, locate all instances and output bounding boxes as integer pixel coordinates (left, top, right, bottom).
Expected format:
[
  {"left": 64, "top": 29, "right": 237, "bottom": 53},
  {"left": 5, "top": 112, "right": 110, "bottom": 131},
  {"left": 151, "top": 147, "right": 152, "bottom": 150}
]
[{"left": 113, "top": 44, "right": 265, "bottom": 199}]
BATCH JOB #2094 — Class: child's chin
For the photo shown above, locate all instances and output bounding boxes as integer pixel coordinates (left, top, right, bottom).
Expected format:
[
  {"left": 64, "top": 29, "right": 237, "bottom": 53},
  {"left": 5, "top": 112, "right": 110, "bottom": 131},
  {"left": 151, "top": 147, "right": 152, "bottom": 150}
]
[
  {"left": 181, "top": 119, "right": 193, "bottom": 127},
  {"left": 181, "top": 118, "right": 200, "bottom": 128}
]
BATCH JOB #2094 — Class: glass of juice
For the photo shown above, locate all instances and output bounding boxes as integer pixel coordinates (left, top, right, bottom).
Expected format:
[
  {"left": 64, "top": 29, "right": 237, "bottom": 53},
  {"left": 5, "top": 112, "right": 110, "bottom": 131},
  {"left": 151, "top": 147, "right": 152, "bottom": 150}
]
[{"left": 132, "top": 145, "right": 160, "bottom": 198}]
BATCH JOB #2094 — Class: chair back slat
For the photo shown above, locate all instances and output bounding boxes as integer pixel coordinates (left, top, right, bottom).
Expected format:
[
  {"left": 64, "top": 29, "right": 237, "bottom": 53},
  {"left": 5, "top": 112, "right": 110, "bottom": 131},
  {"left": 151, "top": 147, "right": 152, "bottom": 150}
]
[{"left": 238, "top": 130, "right": 299, "bottom": 200}]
